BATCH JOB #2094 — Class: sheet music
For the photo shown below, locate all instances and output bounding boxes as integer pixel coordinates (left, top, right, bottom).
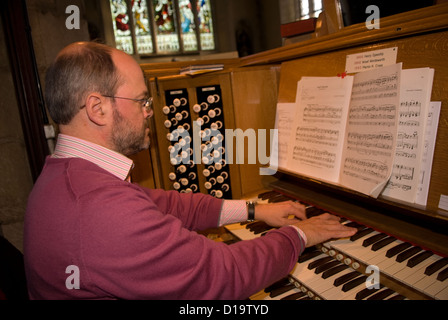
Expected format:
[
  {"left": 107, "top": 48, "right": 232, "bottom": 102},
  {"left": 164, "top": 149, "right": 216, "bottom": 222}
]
[
  {"left": 381, "top": 68, "right": 434, "bottom": 203},
  {"left": 415, "top": 101, "right": 441, "bottom": 206},
  {"left": 287, "top": 76, "right": 354, "bottom": 183},
  {"left": 340, "top": 63, "right": 402, "bottom": 197},
  {"left": 271, "top": 102, "right": 297, "bottom": 170}
]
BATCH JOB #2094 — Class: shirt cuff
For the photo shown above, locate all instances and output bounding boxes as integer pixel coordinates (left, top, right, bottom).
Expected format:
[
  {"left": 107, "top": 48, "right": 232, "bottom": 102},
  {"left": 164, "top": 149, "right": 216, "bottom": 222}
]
[
  {"left": 289, "top": 225, "right": 308, "bottom": 247},
  {"left": 218, "top": 200, "right": 248, "bottom": 226}
]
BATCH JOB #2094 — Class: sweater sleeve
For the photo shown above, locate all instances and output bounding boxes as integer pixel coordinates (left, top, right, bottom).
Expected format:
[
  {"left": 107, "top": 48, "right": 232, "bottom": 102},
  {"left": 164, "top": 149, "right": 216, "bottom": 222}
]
[
  {"left": 140, "top": 186, "right": 223, "bottom": 231},
  {"left": 78, "top": 183, "right": 305, "bottom": 300}
]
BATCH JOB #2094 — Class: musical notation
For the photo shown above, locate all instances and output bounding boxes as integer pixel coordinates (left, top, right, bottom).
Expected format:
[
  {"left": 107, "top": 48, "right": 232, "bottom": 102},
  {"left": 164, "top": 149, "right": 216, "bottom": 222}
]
[
  {"left": 304, "top": 105, "right": 343, "bottom": 119},
  {"left": 341, "top": 63, "right": 402, "bottom": 197},
  {"left": 295, "top": 127, "right": 340, "bottom": 147},
  {"left": 352, "top": 73, "right": 398, "bottom": 89},
  {"left": 292, "top": 146, "right": 336, "bottom": 169},
  {"left": 381, "top": 67, "right": 434, "bottom": 204}
]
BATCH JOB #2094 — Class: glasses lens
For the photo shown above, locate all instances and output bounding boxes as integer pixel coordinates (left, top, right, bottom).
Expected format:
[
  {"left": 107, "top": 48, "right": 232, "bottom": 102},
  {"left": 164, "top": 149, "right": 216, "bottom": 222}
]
[{"left": 143, "top": 98, "right": 152, "bottom": 112}]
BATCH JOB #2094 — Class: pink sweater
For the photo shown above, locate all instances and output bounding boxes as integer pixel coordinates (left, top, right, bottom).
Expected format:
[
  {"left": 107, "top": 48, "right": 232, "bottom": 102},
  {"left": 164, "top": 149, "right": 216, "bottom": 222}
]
[{"left": 24, "top": 157, "right": 304, "bottom": 300}]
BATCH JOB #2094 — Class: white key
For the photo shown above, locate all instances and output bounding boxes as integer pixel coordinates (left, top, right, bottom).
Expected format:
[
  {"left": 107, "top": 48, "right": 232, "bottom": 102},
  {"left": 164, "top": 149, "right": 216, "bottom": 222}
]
[
  {"left": 394, "top": 253, "right": 435, "bottom": 285},
  {"left": 405, "top": 255, "right": 441, "bottom": 287},
  {"left": 369, "top": 240, "right": 404, "bottom": 268},
  {"left": 291, "top": 254, "right": 328, "bottom": 285},
  {"left": 331, "top": 231, "right": 382, "bottom": 264},
  {"left": 424, "top": 276, "right": 448, "bottom": 298},
  {"left": 311, "top": 268, "right": 354, "bottom": 296},
  {"left": 320, "top": 276, "right": 366, "bottom": 300},
  {"left": 435, "top": 285, "right": 448, "bottom": 300},
  {"left": 413, "top": 271, "right": 442, "bottom": 296}
]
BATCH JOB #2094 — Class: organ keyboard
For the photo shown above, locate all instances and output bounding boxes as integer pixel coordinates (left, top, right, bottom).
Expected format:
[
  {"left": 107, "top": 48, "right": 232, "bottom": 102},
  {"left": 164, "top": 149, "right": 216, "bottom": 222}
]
[{"left": 225, "top": 189, "right": 448, "bottom": 300}]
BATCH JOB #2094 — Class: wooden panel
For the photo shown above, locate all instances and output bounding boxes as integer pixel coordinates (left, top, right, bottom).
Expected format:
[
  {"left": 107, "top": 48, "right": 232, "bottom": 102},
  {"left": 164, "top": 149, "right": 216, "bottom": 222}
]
[
  {"left": 230, "top": 66, "right": 281, "bottom": 197},
  {"left": 128, "top": 150, "right": 156, "bottom": 189},
  {"left": 240, "top": 2, "right": 448, "bottom": 67},
  {"left": 276, "top": 30, "right": 448, "bottom": 218}
]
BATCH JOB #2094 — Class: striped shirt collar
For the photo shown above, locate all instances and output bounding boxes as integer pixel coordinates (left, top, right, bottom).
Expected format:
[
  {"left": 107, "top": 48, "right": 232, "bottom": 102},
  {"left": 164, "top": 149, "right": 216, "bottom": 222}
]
[{"left": 52, "top": 134, "right": 134, "bottom": 181}]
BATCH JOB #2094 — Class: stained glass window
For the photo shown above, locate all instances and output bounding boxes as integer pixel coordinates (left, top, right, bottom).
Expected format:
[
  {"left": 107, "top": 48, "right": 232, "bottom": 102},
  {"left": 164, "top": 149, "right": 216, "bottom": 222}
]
[
  {"left": 109, "top": 0, "right": 215, "bottom": 56},
  {"left": 299, "top": 0, "right": 322, "bottom": 20},
  {"left": 197, "top": 0, "right": 215, "bottom": 50},
  {"left": 153, "top": 0, "right": 179, "bottom": 53},
  {"left": 133, "top": 0, "right": 153, "bottom": 54},
  {"left": 109, "top": 0, "right": 134, "bottom": 54},
  {"left": 179, "top": 0, "right": 198, "bottom": 51}
]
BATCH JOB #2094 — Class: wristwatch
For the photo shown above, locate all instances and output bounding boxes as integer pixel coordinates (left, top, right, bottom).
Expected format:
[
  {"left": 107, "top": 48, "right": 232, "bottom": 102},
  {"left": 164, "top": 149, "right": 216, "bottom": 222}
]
[{"left": 246, "top": 201, "right": 256, "bottom": 222}]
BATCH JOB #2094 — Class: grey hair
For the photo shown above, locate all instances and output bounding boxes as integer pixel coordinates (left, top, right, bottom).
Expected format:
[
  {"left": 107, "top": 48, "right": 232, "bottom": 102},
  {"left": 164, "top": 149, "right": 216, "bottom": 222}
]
[{"left": 44, "top": 42, "right": 123, "bottom": 125}]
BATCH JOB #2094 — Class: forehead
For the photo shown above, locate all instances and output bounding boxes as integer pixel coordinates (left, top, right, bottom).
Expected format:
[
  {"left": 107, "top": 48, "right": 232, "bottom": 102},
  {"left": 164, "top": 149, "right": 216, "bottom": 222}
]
[{"left": 113, "top": 50, "right": 147, "bottom": 94}]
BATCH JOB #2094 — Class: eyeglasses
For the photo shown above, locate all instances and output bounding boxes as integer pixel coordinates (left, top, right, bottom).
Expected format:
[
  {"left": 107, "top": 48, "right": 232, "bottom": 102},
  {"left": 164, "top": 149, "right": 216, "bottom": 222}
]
[{"left": 103, "top": 95, "right": 153, "bottom": 113}]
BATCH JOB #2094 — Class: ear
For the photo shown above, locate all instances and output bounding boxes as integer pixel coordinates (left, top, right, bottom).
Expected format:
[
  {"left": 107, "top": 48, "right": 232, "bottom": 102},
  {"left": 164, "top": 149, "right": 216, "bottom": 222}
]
[{"left": 84, "top": 93, "right": 108, "bottom": 126}]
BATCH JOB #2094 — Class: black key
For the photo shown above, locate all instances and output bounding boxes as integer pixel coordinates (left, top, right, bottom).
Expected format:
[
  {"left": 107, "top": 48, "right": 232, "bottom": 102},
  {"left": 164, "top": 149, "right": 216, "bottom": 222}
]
[
  {"left": 344, "top": 221, "right": 365, "bottom": 231},
  {"left": 269, "top": 195, "right": 292, "bottom": 203},
  {"left": 334, "top": 271, "right": 361, "bottom": 287},
  {"left": 306, "top": 207, "right": 325, "bottom": 218},
  {"left": 425, "top": 257, "right": 448, "bottom": 276},
  {"left": 270, "top": 283, "right": 296, "bottom": 298},
  {"left": 437, "top": 266, "right": 448, "bottom": 282},
  {"left": 387, "top": 294, "right": 406, "bottom": 300},
  {"left": 307, "top": 256, "right": 334, "bottom": 270},
  {"left": 386, "top": 242, "right": 412, "bottom": 258},
  {"left": 315, "top": 261, "right": 342, "bottom": 274},
  {"left": 298, "top": 250, "right": 322, "bottom": 264},
  {"left": 265, "top": 193, "right": 286, "bottom": 202},
  {"left": 264, "top": 277, "right": 290, "bottom": 293},
  {"left": 342, "top": 276, "right": 367, "bottom": 292},
  {"left": 366, "top": 288, "right": 396, "bottom": 300},
  {"left": 247, "top": 221, "right": 268, "bottom": 231},
  {"left": 249, "top": 225, "right": 273, "bottom": 235},
  {"left": 253, "top": 225, "right": 274, "bottom": 234},
  {"left": 355, "top": 286, "right": 384, "bottom": 300},
  {"left": 281, "top": 291, "right": 307, "bottom": 300},
  {"left": 350, "top": 228, "right": 374, "bottom": 242},
  {"left": 371, "top": 236, "right": 396, "bottom": 251},
  {"left": 362, "top": 233, "right": 389, "bottom": 247},
  {"left": 322, "top": 264, "right": 349, "bottom": 279},
  {"left": 396, "top": 247, "right": 422, "bottom": 263},
  {"left": 245, "top": 221, "right": 262, "bottom": 229},
  {"left": 407, "top": 251, "right": 433, "bottom": 268},
  {"left": 258, "top": 190, "right": 278, "bottom": 200},
  {"left": 223, "top": 239, "right": 238, "bottom": 245},
  {"left": 337, "top": 217, "right": 348, "bottom": 223}
]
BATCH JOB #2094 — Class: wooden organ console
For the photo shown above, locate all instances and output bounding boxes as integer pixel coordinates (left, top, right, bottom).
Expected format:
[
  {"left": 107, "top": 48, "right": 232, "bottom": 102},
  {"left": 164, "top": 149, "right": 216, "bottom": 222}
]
[{"left": 135, "top": 3, "right": 448, "bottom": 300}]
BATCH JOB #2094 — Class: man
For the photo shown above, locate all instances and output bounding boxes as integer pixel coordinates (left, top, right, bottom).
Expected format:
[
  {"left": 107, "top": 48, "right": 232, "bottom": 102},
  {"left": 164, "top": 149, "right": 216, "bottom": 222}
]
[{"left": 24, "top": 42, "right": 356, "bottom": 300}]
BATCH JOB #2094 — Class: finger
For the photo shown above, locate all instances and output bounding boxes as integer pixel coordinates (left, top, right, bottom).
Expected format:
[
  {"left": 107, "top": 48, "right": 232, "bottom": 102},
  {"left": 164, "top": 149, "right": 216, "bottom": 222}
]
[
  {"left": 287, "top": 201, "right": 307, "bottom": 220},
  {"left": 314, "top": 212, "right": 341, "bottom": 222},
  {"left": 323, "top": 222, "right": 358, "bottom": 236},
  {"left": 330, "top": 227, "right": 358, "bottom": 239}
]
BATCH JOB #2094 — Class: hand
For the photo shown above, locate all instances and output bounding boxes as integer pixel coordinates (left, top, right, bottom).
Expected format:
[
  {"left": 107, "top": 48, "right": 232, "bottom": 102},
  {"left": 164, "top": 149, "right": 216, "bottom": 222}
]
[
  {"left": 293, "top": 213, "right": 357, "bottom": 247},
  {"left": 254, "top": 201, "right": 307, "bottom": 228}
]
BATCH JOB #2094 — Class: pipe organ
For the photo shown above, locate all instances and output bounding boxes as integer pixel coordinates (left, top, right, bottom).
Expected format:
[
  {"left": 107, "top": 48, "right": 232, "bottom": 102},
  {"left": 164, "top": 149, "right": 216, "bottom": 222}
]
[{"left": 131, "top": 3, "right": 448, "bottom": 300}]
